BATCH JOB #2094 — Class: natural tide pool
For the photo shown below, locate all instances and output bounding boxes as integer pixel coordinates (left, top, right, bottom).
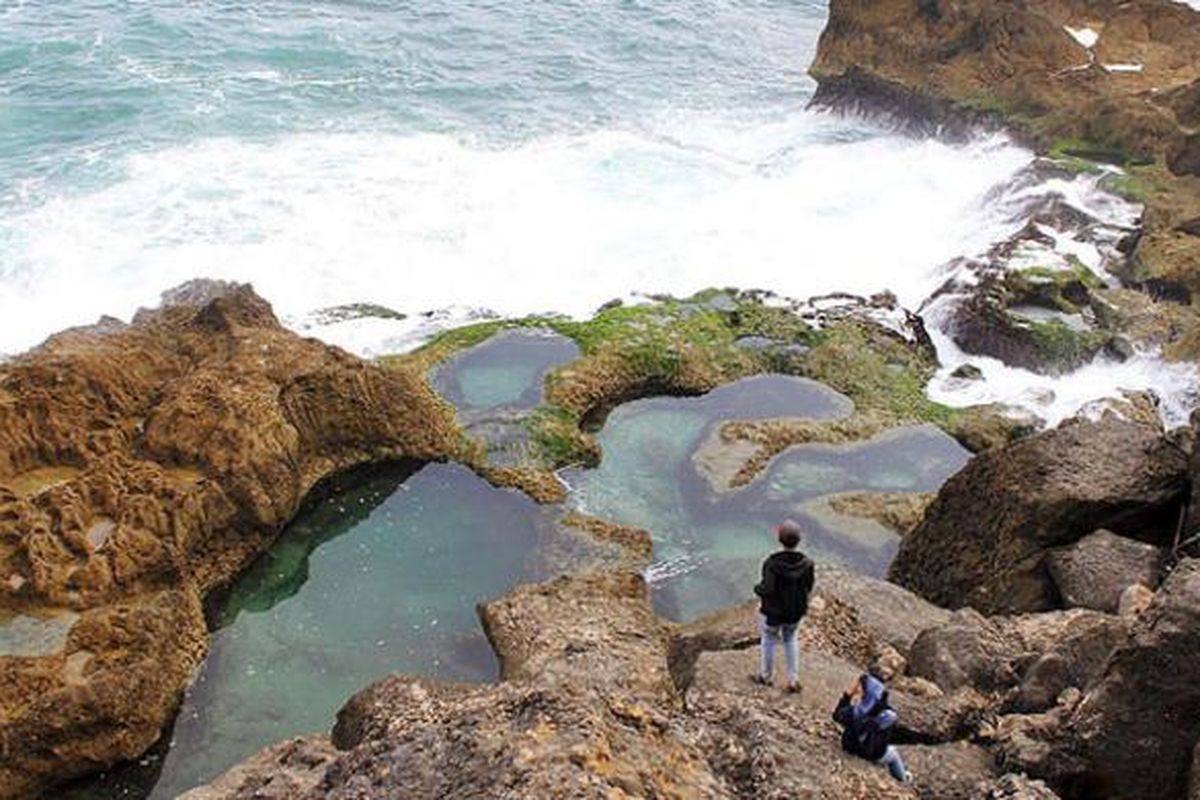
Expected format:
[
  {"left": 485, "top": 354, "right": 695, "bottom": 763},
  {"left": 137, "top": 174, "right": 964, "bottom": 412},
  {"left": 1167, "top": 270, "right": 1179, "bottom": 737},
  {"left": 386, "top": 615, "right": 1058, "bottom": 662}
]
[
  {"left": 565, "top": 375, "right": 971, "bottom": 621},
  {"left": 431, "top": 328, "right": 581, "bottom": 464},
  {"left": 66, "top": 462, "right": 561, "bottom": 799},
  {"left": 431, "top": 328, "right": 580, "bottom": 413},
  {"left": 65, "top": 370, "right": 971, "bottom": 798}
]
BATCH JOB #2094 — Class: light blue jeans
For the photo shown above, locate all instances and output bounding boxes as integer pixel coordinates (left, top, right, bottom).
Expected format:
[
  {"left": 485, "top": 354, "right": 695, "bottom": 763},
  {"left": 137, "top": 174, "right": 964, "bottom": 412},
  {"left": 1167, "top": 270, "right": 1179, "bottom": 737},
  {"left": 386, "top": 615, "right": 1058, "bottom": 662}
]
[
  {"left": 758, "top": 613, "right": 799, "bottom": 685},
  {"left": 879, "top": 746, "right": 908, "bottom": 782}
]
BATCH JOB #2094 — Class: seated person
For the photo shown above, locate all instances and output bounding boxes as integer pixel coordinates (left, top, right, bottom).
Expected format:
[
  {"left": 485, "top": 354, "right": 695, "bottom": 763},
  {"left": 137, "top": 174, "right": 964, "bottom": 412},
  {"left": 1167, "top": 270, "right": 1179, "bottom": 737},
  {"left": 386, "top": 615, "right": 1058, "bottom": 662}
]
[{"left": 832, "top": 672, "right": 911, "bottom": 783}]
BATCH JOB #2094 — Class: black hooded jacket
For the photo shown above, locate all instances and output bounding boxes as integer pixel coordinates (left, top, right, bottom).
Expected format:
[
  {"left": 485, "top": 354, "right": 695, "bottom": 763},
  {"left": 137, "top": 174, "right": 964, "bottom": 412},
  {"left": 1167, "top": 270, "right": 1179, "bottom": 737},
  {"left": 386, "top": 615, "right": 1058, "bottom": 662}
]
[{"left": 754, "top": 550, "right": 815, "bottom": 626}]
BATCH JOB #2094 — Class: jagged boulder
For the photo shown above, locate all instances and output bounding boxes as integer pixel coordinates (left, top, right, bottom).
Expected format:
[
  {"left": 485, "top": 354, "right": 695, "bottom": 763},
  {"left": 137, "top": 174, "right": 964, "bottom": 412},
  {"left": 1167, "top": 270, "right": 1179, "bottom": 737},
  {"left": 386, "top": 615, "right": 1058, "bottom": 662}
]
[
  {"left": 177, "top": 738, "right": 339, "bottom": 800},
  {"left": 1062, "top": 560, "right": 1200, "bottom": 800},
  {"left": 906, "top": 608, "right": 1127, "bottom": 714},
  {"left": 816, "top": 565, "right": 953, "bottom": 652},
  {"left": 890, "top": 417, "right": 1188, "bottom": 613},
  {"left": 1046, "top": 529, "right": 1164, "bottom": 612},
  {"left": 975, "top": 774, "right": 1063, "bottom": 799},
  {"left": 901, "top": 742, "right": 999, "bottom": 800}
]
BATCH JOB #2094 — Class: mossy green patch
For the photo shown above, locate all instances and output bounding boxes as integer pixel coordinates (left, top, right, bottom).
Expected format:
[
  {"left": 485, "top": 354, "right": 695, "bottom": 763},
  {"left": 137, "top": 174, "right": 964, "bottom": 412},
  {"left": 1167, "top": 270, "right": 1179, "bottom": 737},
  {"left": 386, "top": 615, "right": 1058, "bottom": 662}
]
[
  {"left": 1049, "top": 136, "right": 1149, "bottom": 168},
  {"left": 726, "top": 302, "right": 814, "bottom": 343},
  {"left": 1046, "top": 154, "right": 1105, "bottom": 176},
  {"left": 1019, "top": 317, "right": 1111, "bottom": 372},
  {"left": 527, "top": 405, "right": 598, "bottom": 468},
  {"left": 796, "top": 320, "right": 958, "bottom": 429},
  {"left": 1005, "top": 259, "right": 1103, "bottom": 312},
  {"left": 1102, "top": 163, "right": 1173, "bottom": 205},
  {"left": 379, "top": 319, "right": 510, "bottom": 374}
]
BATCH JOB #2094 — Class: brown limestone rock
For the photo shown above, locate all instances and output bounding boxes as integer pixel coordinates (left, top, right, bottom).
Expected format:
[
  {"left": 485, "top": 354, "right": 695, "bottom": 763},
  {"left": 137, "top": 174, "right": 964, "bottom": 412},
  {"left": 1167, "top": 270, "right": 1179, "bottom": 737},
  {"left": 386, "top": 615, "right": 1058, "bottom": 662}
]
[
  {"left": 682, "top": 647, "right": 919, "bottom": 799},
  {"left": 890, "top": 417, "right": 1188, "bottom": 614},
  {"left": 815, "top": 565, "right": 954, "bottom": 653},
  {"left": 176, "top": 737, "right": 339, "bottom": 800},
  {"left": 479, "top": 570, "right": 674, "bottom": 700},
  {"left": 826, "top": 491, "right": 936, "bottom": 537},
  {"left": 900, "top": 742, "right": 999, "bottom": 800},
  {"left": 0, "top": 282, "right": 458, "bottom": 798},
  {"left": 558, "top": 511, "right": 653, "bottom": 562},
  {"left": 0, "top": 589, "right": 206, "bottom": 796},
  {"left": 975, "top": 774, "right": 1064, "bottom": 800},
  {"left": 907, "top": 607, "right": 1127, "bottom": 715}
]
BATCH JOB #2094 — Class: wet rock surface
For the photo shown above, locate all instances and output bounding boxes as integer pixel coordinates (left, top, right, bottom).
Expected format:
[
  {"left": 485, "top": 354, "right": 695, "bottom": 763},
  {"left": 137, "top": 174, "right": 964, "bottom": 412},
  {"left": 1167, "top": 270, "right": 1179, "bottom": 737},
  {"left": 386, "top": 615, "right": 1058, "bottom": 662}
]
[
  {"left": 0, "top": 283, "right": 458, "bottom": 798},
  {"left": 890, "top": 417, "right": 1188, "bottom": 613},
  {"left": 810, "top": 0, "right": 1200, "bottom": 297}
]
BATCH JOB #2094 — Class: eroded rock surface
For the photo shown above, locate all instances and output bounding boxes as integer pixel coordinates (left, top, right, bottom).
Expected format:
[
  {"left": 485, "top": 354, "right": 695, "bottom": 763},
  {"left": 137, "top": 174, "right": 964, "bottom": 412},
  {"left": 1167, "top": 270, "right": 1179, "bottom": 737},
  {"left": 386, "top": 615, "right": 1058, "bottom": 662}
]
[
  {"left": 0, "top": 283, "right": 458, "bottom": 798},
  {"left": 907, "top": 607, "right": 1127, "bottom": 714},
  {"left": 891, "top": 417, "right": 1188, "bottom": 613}
]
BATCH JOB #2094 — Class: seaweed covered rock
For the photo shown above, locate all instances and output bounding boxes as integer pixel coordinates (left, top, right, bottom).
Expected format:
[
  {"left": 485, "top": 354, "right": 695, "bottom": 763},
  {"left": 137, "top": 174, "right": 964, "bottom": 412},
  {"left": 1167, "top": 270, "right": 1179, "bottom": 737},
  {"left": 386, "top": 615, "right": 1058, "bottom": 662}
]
[
  {"left": 890, "top": 417, "right": 1188, "bottom": 613},
  {"left": 947, "top": 266, "right": 1112, "bottom": 376},
  {"left": 0, "top": 282, "right": 458, "bottom": 798}
]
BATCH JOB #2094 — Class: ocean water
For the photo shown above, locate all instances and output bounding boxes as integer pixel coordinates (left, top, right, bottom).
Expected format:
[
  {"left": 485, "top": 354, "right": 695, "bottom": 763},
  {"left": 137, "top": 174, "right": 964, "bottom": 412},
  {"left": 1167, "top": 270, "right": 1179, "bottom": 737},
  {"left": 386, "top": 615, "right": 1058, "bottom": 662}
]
[
  {"left": 4, "top": 0, "right": 1194, "bottom": 422},
  {"left": 0, "top": 0, "right": 1025, "bottom": 350}
]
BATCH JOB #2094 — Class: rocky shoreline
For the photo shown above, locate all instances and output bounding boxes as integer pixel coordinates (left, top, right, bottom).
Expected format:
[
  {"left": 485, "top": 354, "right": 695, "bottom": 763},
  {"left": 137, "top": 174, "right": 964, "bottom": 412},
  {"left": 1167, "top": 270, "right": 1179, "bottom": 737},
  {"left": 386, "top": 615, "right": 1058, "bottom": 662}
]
[
  {"left": 4, "top": 1, "right": 1200, "bottom": 798},
  {"left": 810, "top": 0, "right": 1200, "bottom": 372},
  {"left": 0, "top": 277, "right": 1191, "bottom": 800}
]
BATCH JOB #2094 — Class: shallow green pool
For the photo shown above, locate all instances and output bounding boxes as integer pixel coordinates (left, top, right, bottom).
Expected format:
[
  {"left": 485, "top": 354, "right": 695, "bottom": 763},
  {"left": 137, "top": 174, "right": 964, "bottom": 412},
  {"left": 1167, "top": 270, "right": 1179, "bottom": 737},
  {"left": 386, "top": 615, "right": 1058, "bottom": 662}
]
[
  {"left": 430, "top": 328, "right": 581, "bottom": 464},
  {"left": 565, "top": 375, "right": 970, "bottom": 621},
  {"left": 68, "top": 462, "right": 558, "bottom": 799}
]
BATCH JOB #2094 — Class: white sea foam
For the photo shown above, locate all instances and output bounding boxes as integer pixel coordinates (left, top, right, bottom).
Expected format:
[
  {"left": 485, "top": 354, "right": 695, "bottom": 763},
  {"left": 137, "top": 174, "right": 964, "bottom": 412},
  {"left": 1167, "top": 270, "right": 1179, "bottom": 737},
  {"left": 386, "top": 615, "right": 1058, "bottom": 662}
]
[
  {"left": 924, "top": 300, "right": 1199, "bottom": 429},
  {"left": 0, "top": 112, "right": 1030, "bottom": 356},
  {"left": 1, "top": 110, "right": 1193, "bottom": 429}
]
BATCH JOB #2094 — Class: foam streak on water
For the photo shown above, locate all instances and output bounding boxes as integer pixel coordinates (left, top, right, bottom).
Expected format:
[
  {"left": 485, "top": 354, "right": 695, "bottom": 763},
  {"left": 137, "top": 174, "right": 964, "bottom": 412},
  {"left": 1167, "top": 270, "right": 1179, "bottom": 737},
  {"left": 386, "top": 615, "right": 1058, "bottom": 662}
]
[{"left": 0, "top": 120, "right": 1030, "bottom": 356}]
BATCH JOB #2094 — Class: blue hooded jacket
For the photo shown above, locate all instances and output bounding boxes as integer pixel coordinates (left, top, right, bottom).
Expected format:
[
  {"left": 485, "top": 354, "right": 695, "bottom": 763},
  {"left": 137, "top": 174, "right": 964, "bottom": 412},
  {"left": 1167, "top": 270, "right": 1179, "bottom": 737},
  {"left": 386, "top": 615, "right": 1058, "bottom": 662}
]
[{"left": 833, "top": 674, "right": 897, "bottom": 760}]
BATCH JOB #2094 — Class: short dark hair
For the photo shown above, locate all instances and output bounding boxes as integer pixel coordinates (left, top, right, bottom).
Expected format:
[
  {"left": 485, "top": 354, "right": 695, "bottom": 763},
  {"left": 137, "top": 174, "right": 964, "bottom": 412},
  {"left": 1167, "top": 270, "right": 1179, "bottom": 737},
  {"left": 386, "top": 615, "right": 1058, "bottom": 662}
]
[{"left": 776, "top": 519, "right": 802, "bottom": 549}]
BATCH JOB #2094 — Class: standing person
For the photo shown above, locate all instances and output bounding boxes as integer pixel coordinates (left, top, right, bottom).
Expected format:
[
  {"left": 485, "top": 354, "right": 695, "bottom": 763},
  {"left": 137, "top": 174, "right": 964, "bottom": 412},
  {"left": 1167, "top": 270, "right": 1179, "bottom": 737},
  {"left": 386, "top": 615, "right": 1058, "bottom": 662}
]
[
  {"left": 752, "top": 519, "right": 815, "bottom": 693},
  {"left": 833, "top": 672, "right": 912, "bottom": 783}
]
